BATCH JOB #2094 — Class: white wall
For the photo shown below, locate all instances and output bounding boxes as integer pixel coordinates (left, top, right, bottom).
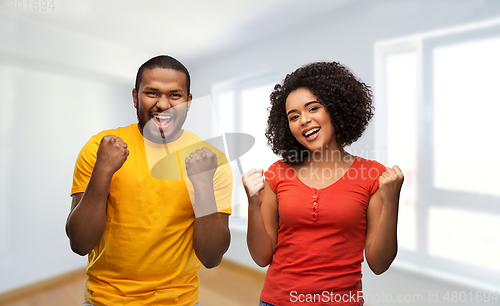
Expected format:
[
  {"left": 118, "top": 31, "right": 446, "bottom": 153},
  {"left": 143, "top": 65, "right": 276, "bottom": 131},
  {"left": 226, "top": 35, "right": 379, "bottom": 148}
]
[
  {"left": 189, "top": 1, "right": 500, "bottom": 305},
  {"left": 0, "top": 12, "right": 146, "bottom": 294}
]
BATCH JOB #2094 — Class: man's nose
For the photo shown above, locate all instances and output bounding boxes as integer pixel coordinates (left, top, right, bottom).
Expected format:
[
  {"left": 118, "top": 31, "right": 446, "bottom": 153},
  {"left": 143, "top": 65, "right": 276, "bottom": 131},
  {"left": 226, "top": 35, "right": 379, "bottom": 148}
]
[{"left": 156, "top": 96, "right": 172, "bottom": 110}]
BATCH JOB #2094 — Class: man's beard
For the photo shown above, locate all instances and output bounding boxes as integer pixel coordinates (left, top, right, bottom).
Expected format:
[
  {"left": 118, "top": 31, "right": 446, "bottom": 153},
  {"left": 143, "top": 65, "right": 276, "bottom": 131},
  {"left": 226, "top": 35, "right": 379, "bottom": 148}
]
[
  {"left": 136, "top": 105, "right": 147, "bottom": 134},
  {"left": 136, "top": 98, "right": 189, "bottom": 143}
]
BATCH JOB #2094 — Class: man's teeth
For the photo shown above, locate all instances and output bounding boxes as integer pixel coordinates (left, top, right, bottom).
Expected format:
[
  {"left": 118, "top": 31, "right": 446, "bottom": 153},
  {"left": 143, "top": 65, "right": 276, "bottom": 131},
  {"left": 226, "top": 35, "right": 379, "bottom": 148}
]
[
  {"left": 305, "top": 128, "right": 320, "bottom": 137},
  {"left": 155, "top": 114, "right": 173, "bottom": 120}
]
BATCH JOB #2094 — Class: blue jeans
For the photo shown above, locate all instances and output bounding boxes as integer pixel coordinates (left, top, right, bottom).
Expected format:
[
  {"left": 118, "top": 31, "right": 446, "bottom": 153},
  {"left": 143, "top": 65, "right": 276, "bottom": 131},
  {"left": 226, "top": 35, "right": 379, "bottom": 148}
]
[{"left": 81, "top": 297, "right": 93, "bottom": 306}]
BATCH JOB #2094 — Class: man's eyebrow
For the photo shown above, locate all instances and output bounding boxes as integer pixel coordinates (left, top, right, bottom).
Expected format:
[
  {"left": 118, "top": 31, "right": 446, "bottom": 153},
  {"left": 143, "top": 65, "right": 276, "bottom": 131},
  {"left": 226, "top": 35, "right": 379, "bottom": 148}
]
[
  {"left": 286, "top": 101, "right": 321, "bottom": 116},
  {"left": 142, "top": 87, "right": 185, "bottom": 93}
]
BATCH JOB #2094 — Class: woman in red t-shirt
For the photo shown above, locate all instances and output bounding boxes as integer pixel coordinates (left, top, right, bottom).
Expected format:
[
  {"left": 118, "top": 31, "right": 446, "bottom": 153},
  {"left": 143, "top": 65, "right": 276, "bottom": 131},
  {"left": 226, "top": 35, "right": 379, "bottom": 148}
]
[{"left": 243, "top": 62, "right": 404, "bottom": 306}]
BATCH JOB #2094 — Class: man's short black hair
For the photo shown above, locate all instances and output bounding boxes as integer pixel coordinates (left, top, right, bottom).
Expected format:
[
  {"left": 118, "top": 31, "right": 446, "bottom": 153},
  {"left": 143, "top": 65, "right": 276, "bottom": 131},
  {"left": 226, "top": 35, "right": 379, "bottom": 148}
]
[{"left": 135, "top": 55, "right": 191, "bottom": 95}]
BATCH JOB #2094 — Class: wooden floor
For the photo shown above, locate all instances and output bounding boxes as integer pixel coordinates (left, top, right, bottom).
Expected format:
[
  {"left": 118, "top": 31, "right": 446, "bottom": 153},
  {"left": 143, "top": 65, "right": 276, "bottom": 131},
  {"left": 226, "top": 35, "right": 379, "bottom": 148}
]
[{"left": 0, "top": 259, "right": 265, "bottom": 306}]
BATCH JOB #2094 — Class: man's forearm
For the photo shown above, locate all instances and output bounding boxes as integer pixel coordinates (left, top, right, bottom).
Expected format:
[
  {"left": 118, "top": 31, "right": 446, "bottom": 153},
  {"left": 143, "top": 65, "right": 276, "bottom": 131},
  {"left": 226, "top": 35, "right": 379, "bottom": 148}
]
[
  {"left": 66, "top": 165, "right": 112, "bottom": 256},
  {"left": 192, "top": 181, "right": 230, "bottom": 268},
  {"left": 193, "top": 213, "right": 230, "bottom": 268}
]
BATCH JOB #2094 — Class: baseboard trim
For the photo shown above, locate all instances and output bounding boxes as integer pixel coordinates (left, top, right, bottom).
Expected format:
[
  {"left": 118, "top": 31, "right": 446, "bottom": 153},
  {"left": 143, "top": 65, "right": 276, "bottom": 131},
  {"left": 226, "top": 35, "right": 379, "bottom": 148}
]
[{"left": 0, "top": 267, "right": 86, "bottom": 304}]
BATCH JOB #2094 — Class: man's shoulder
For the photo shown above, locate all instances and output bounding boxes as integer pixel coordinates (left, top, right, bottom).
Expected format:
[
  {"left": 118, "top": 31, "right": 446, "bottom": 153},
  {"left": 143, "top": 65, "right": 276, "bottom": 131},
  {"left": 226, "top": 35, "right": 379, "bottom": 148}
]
[
  {"left": 91, "top": 124, "right": 138, "bottom": 141},
  {"left": 181, "top": 131, "right": 227, "bottom": 160},
  {"left": 79, "top": 124, "right": 138, "bottom": 155}
]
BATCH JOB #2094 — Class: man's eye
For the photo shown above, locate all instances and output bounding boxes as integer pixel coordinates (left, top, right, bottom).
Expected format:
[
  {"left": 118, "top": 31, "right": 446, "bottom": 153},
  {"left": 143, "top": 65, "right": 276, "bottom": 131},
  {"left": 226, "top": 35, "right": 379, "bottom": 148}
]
[
  {"left": 146, "top": 91, "right": 158, "bottom": 96},
  {"left": 171, "top": 93, "right": 182, "bottom": 98}
]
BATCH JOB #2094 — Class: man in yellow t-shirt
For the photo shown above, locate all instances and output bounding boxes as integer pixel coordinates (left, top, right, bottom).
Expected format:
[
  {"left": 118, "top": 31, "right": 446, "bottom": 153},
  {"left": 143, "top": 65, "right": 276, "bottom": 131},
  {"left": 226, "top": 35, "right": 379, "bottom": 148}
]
[{"left": 66, "top": 55, "right": 232, "bottom": 306}]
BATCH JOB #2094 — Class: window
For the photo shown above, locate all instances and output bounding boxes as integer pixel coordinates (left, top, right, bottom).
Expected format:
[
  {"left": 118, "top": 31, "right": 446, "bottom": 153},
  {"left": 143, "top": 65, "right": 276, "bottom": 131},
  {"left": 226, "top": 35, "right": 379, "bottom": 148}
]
[
  {"left": 212, "top": 73, "right": 278, "bottom": 218},
  {"left": 375, "top": 20, "right": 500, "bottom": 288}
]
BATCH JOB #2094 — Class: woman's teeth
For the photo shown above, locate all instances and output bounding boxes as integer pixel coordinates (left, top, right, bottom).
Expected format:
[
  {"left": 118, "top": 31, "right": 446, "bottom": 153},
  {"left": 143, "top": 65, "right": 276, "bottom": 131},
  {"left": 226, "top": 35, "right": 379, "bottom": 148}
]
[{"left": 304, "top": 128, "right": 320, "bottom": 137}]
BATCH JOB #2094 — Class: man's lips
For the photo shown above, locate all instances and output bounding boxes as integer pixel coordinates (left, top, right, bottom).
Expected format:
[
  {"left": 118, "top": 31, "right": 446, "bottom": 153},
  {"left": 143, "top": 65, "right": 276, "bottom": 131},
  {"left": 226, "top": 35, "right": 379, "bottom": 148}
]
[{"left": 152, "top": 113, "right": 174, "bottom": 129}]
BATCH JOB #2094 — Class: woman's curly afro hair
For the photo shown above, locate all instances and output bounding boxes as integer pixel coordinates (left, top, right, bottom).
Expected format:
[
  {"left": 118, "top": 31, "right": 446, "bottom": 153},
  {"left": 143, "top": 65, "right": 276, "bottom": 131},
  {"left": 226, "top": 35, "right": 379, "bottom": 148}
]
[{"left": 265, "top": 61, "right": 373, "bottom": 165}]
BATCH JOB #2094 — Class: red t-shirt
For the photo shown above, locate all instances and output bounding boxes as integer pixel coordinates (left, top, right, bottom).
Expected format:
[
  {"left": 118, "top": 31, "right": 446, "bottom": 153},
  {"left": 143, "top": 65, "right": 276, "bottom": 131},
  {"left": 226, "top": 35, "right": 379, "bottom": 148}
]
[{"left": 260, "top": 157, "right": 386, "bottom": 305}]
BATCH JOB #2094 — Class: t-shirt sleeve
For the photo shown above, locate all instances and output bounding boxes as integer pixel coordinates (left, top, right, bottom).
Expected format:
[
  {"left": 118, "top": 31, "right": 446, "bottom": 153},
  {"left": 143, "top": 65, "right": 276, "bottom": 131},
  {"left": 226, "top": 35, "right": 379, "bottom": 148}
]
[
  {"left": 213, "top": 154, "right": 233, "bottom": 215},
  {"left": 71, "top": 136, "right": 100, "bottom": 196},
  {"left": 264, "top": 161, "right": 280, "bottom": 193},
  {"left": 368, "top": 160, "right": 387, "bottom": 196}
]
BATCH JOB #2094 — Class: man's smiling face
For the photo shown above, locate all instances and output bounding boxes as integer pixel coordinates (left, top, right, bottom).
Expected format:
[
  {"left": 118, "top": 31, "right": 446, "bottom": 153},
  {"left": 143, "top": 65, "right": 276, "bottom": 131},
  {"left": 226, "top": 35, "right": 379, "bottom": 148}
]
[{"left": 133, "top": 68, "right": 192, "bottom": 143}]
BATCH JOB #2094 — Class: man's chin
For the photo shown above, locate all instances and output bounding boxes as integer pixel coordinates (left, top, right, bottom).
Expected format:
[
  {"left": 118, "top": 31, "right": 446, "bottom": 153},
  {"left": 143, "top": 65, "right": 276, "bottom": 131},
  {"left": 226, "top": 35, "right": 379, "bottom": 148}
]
[
  {"left": 144, "top": 129, "right": 168, "bottom": 143},
  {"left": 143, "top": 125, "right": 182, "bottom": 144}
]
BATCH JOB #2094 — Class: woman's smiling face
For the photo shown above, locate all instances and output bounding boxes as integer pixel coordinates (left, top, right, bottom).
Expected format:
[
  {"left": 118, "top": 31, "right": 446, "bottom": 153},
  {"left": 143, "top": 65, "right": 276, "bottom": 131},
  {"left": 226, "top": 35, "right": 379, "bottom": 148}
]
[{"left": 285, "top": 87, "right": 337, "bottom": 153}]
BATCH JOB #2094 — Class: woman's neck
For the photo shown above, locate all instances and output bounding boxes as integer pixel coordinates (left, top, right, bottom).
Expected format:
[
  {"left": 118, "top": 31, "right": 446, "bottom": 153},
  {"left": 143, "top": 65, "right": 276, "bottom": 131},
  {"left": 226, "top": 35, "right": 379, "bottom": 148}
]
[
  {"left": 303, "top": 145, "right": 354, "bottom": 168},
  {"left": 295, "top": 146, "right": 357, "bottom": 189}
]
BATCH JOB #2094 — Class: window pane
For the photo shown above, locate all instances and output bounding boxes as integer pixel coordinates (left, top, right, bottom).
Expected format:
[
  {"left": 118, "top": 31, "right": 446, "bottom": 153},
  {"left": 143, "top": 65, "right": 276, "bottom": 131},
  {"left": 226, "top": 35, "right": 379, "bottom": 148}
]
[
  {"left": 214, "top": 82, "right": 276, "bottom": 218},
  {"left": 216, "top": 90, "right": 235, "bottom": 132},
  {"left": 428, "top": 207, "right": 500, "bottom": 271},
  {"left": 239, "top": 84, "right": 276, "bottom": 172},
  {"left": 386, "top": 52, "right": 418, "bottom": 251},
  {"left": 237, "top": 84, "right": 276, "bottom": 218},
  {"left": 433, "top": 37, "right": 500, "bottom": 196}
]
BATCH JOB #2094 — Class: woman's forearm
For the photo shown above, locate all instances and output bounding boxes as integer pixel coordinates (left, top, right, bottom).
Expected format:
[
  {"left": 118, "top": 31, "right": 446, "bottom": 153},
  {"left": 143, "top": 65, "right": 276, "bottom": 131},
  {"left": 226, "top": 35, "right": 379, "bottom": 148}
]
[
  {"left": 247, "top": 203, "right": 275, "bottom": 267},
  {"left": 366, "top": 204, "right": 398, "bottom": 274}
]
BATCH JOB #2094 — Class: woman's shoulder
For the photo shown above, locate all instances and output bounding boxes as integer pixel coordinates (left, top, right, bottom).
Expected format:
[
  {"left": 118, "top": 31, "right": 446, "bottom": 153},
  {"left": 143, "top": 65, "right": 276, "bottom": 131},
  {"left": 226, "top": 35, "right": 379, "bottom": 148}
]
[
  {"left": 350, "top": 156, "right": 387, "bottom": 185},
  {"left": 265, "top": 159, "right": 293, "bottom": 181},
  {"left": 267, "top": 159, "right": 292, "bottom": 172},
  {"left": 264, "top": 160, "right": 294, "bottom": 192}
]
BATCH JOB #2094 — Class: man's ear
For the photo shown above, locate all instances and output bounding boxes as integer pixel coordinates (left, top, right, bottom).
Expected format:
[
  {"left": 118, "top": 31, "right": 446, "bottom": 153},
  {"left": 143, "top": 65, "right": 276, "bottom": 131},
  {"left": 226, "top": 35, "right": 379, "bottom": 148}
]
[
  {"left": 132, "top": 88, "right": 138, "bottom": 108},
  {"left": 187, "top": 93, "right": 192, "bottom": 111}
]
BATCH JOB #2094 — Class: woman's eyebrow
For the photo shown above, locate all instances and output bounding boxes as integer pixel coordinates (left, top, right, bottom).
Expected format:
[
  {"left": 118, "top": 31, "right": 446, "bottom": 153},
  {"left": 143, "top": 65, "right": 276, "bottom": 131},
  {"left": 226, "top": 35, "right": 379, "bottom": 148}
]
[
  {"left": 304, "top": 100, "right": 321, "bottom": 107},
  {"left": 286, "top": 101, "right": 321, "bottom": 116}
]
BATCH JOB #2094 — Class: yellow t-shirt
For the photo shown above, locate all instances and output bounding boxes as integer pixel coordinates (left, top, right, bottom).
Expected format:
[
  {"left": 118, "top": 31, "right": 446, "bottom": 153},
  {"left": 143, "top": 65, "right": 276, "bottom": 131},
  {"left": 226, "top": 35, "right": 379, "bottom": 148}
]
[{"left": 71, "top": 124, "right": 232, "bottom": 306}]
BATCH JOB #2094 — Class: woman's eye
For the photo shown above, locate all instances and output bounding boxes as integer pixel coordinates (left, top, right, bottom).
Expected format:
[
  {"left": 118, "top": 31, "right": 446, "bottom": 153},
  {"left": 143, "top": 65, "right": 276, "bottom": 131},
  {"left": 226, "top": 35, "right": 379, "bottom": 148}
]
[
  {"left": 310, "top": 107, "right": 318, "bottom": 112},
  {"left": 289, "top": 115, "right": 298, "bottom": 121}
]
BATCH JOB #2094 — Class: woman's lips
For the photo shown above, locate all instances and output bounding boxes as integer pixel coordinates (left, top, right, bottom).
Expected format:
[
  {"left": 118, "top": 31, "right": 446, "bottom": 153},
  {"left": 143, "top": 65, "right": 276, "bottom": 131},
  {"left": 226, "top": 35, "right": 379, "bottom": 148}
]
[{"left": 303, "top": 127, "right": 320, "bottom": 141}]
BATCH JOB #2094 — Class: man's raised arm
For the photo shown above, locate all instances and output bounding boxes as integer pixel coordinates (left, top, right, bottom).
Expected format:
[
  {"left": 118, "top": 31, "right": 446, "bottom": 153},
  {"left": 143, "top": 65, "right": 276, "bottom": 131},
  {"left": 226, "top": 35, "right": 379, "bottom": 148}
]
[{"left": 66, "top": 135, "right": 129, "bottom": 255}]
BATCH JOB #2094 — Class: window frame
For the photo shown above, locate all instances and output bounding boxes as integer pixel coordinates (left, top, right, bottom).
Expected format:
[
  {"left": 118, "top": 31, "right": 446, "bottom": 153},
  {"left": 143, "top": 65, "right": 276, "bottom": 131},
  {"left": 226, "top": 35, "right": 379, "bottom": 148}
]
[
  {"left": 375, "top": 22, "right": 500, "bottom": 290},
  {"left": 212, "top": 71, "right": 279, "bottom": 219}
]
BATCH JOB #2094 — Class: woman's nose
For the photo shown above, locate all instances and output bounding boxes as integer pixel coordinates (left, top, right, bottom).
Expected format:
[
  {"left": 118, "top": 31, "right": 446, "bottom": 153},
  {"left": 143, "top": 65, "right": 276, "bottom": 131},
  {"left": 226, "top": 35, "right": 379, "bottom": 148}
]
[{"left": 300, "top": 113, "right": 311, "bottom": 126}]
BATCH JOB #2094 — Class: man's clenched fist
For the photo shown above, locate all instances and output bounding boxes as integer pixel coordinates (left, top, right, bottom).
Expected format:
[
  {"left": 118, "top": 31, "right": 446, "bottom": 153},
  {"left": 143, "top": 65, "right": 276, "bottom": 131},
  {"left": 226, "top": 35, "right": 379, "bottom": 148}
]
[
  {"left": 95, "top": 135, "right": 129, "bottom": 174},
  {"left": 185, "top": 147, "right": 218, "bottom": 185}
]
